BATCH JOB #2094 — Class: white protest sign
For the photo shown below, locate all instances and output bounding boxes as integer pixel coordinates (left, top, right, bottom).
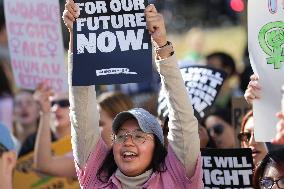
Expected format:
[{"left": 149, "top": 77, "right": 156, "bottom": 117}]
[
  {"left": 248, "top": 0, "right": 284, "bottom": 142},
  {"left": 4, "top": 0, "right": 68, "bottom": 91}
]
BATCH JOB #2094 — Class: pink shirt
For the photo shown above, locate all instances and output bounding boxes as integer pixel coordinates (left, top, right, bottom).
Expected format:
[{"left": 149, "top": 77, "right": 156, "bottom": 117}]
[{"left": 76, "top": 139, "right": 203, "bottom": 189}]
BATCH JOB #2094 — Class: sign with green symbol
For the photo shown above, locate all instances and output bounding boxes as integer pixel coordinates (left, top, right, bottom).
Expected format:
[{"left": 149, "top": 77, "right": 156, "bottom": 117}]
[
  {"left": 258, "top": 21, "right": 284, "bottom": 69},
  {"left": 248, "top": 0, "right": 284, "bottom": 142}
]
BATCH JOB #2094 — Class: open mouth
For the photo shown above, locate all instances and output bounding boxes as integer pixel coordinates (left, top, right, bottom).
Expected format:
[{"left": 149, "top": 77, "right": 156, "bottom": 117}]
[
  {"left": 122, "top": 151, "right": 138, "bottom": 161},
  {"left": 252, "top": 149, "right": 260, "bottom": 156},
  {"left": 21, "top": 112, "right": 29, "bottom": 119}
]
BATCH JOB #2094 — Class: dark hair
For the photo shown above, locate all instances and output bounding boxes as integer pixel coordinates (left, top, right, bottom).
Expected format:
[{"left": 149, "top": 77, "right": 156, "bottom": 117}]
[
  {"left": 206, "top": 52, "right": 237, "bottom": 77},
  {"left": 0, "top": 63, "right": 13, "bottom": 97},
  {"left": 96, "top": 135, "right": 168, "bottom": 183},
  {"left": 202, "top": 107, "right": 232, "bottom": 127},
  {"left": 239, "top": 110, "right": 253, "bottom": 148},
  {"left": 240, "top": 110, "right": 253, "bottom": 133},
  {"left": 253, "top": 148, "right": 284, "bottom": 189}
]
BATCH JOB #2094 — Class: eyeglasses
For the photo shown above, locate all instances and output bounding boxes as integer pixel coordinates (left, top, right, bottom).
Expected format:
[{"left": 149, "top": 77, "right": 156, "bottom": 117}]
[
  {"left": 51, "top": 99, "right": 70, "bottom": 108},
  {"left": 113, "top": 130, "right": 153, "bottom": 145},
  {"left": 238, "top": 132, "right": 252, "bottom": 143},
  {"left": 0, "top": 143, "right": 8, "bottom": 157},
  {"left": 259, "top": 177, "right": 284, "bottom": 189},
  {"left": 207, "top": 124, "right": 224, "bottom": 136}
]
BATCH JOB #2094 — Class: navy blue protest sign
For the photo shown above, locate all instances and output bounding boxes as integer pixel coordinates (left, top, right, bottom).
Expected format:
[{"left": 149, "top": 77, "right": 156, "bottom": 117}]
[
  {"left": 73, "top": 0, "right": 152, "bottom": 86},
  {"left": 158, "top": 65, "right": 227, "bottom": 121},
  {"left": 201, "top": 148, "right": 254, "bottom": 189}
]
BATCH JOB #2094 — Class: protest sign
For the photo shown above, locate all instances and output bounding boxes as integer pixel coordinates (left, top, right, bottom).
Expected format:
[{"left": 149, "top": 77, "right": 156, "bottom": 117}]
[
  {"left": 158, "top": 65, "right": 227, "bottom": 121},
  {"left": 201, "top": 148, "right": 254, "bottom": 189},
  {"left": 73, "top": 0, "right": 152, "bottom": 86},
  {"left": 248, "top": 0, "right": 284, "bottom": 142},
  {"left": 232, "top": 97, "right": 251, "bottom": 147},
  {"left": 13, "top": 136, "right": 80, "bottom": 189},
  {"left": 4, "top": 0, "right": 68, "bottom": 91}
]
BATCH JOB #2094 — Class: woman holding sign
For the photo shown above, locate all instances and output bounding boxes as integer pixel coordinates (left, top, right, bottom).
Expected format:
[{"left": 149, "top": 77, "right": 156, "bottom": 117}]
[
  {"left": 238, "top": 110, "right": 267, "bottom": 166},
  {"left": 63, "top": 0, "right": 203, "bottom": 188},
  {"left": 245, "top": 75, "right": 284, "bottom": 144}
]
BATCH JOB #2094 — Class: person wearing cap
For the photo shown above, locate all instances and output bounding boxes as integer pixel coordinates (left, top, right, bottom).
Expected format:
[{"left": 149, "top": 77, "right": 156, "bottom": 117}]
[
  {"left": 63, "top": 1, "right": 202, "bottom": 188},
  {"left": 0, "top": 123, "right": 17, "bottom": 189}
]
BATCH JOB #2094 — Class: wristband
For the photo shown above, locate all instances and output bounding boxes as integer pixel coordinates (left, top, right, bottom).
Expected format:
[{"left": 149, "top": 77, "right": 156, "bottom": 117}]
[{"left": 155, "top": 41, "right": 174, "bottom": 60}]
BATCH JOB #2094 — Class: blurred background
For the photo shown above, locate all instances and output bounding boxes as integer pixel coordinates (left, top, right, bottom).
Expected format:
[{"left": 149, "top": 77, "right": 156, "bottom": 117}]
[{"left": 0, "top": 0, "right": 248, "bottom": 73}]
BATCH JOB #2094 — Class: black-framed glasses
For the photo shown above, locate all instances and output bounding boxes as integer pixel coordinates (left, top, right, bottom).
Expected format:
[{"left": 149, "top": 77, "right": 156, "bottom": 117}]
[
  {"left": 51, "top": 99, "right": 70, "bottom": 108},
  {"left": 113, "top": 130, "right": 153, "bottom": 145},
  {"left": 238, "top": 132, "right": 252, "bottom": 143},
  {"left": 0, "top": 143, "right": 8, "bottom": 157},
  {"left": 259, "top": 177, "right": 284, "bottom": 189},
  {"left": 207, "top": 124, "right": 224, "bottom": 136}
]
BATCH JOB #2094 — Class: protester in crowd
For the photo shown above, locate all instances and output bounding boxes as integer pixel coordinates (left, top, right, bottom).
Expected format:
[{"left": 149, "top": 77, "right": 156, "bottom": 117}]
[
  {"left": 0, "top": 123, "right": 17, "bottom": 189},
  {"left": 98, "top": 91, "right": 134, "bottom": 148},
  {"left": 203, "top": 108, "right": 237, "bottom": 149},
  {"left": 16, "top": 90, "right": 58, "bottom": 157},
  {"left": 13, "top": 90, "right": 40, "bottom": 154},
  {"left": 244, "top": 75, "right": 284, "bottom": 144},
  {"left": 182, "top": 27, "right": 205, "bottom": 64},
  {"left": 199, "top": 124, "right": 216, "bottom": 148},
  {"left": 63, "top": 1, "right": 203, "bottom": 188},
  {"left": 0, "top": 61, "right": 14, "bottom": 132},
  {"left": 33, "top": 82, "right": 76, "bottom": 178},
  {"left": 206, "top": 52, "right": 242, "bottom": 109},
  {"left": 253, "top": 148, "right": 284, "bottom": 189},
  {"left": 238, "top": 110, "right": 267, "bottom": 166}
]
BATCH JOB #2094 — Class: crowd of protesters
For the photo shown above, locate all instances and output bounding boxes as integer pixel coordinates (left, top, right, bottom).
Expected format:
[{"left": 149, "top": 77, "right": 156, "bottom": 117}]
[{"left": 0, "top": 0, "right": 284, "bottom": 189}]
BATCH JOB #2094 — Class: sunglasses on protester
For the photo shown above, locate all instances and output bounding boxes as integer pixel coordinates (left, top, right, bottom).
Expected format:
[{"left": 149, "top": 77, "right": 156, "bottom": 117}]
[
  {"left": 207, "top": 124, "right": 224, "bottom": 136},
  {"left": 51, "top": 99, "right": 70, "bottom": 108},
  {"left": 259, "top": 177, "right": 284, "bottom": 189},
  {"left": 238, "top": 132, "right": 252, "bottom": 143},
  {"left": 0, "top": 143, "right": 8, "bottom": 157}
]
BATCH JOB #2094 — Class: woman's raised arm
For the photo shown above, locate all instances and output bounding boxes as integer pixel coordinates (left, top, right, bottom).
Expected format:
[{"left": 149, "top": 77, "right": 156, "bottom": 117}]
[
  {"left": 145, "top": 5, "right": 200, "bottom": 178},
  {"left": 63, "top": 0, "right": 100, "bottom": 168}
]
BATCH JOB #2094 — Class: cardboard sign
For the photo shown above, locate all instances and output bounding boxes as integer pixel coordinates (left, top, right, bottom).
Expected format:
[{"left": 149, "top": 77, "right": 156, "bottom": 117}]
[
  {"left": 73, "top": 0, "right": 152, "bottom": 86},
  {"left": 13, "top": 136, "right": 80, "bottom": 189},
  {"left": 158, "top": 66, "right": 227, "bottom": 121},
  {"left": 231, "top": 97, "right": 251, "bottom": 148},
  {"left": 4, "top": 0, "right": 68, "bottom": 91},
  {"left": 201, "top": 148, "right": 254, "bottom": 189},
  {"left": 248, "top": 0, "right": 284, "bottom": 141}
]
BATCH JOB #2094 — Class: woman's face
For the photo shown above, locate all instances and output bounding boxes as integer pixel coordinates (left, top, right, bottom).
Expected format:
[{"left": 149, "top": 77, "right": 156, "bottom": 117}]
[
  {"left": 50, "top": 93, "right": 70, "bottom": 129},
  {"left": 113, "top": 118, "right": 155, "bottom": 177},
  {"left": 14, "top": 92, "right": 39, "bottom": 126},
  {"left": 205, "top": 115, "right": 236, "bottom": 149},
  {"left": 261, "top": 162, "right": 284, "bottom": 189},
  {"left": 98, "top": 107, "right": 113, "bottom": 148},
  {"left": 242, "top": 117, "right": 267, "bottom": 166}
]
